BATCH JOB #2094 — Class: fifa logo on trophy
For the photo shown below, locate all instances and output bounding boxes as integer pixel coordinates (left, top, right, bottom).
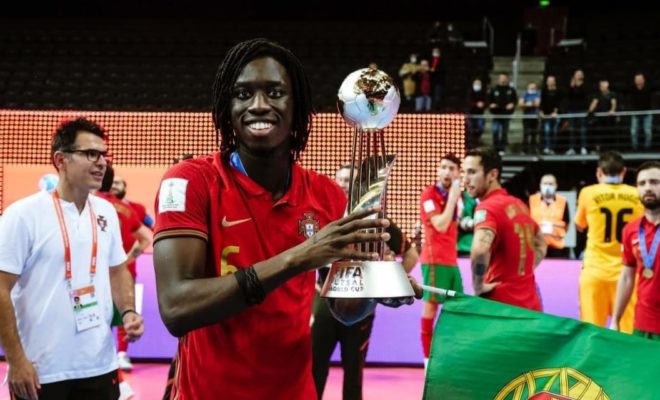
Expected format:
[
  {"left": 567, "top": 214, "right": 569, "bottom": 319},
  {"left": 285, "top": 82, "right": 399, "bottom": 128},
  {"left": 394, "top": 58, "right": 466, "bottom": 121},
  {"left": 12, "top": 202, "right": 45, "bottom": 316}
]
[{"left": 321, "top": 67, "right": 415, "bottom": 299}]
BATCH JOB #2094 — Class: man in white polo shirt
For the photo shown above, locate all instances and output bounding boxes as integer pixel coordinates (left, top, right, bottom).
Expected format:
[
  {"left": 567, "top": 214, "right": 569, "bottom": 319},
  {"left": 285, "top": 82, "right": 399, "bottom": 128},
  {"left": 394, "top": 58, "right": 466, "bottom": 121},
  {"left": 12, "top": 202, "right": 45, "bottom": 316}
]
[{"left": 0, "top": 117, "right": 144, "bottom": 400}]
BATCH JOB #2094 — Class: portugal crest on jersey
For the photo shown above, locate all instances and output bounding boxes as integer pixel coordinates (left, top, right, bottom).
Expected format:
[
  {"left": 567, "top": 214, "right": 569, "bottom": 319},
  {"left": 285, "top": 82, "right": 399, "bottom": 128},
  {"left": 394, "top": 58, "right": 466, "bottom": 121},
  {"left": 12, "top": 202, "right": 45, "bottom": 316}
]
[
  {"left": 298, "top": 212, "right": 320, "bottom": 239},
  {"left": 97, "top": 215, "right": 108, "bottom": 232}
]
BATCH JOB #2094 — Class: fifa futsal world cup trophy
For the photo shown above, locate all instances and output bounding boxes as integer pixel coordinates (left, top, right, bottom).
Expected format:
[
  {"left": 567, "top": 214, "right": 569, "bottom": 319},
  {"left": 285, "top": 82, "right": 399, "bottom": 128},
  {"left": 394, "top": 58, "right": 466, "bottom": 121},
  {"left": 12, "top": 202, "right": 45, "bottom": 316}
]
[{"left": 320, "top": 67, "right": 415, "bottom": 300}]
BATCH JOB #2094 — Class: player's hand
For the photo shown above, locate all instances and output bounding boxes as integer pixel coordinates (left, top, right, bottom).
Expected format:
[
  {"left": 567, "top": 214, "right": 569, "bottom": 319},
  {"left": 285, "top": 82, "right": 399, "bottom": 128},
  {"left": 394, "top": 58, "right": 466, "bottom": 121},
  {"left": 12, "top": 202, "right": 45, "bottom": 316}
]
[
  {"left": 8, "top": 356, "right": 40, "bottom": 400},
  {"left": 377, "top": 275, "right": 422, "bottom": 308},
  {"left": 286, "top": 207, "right": 390, "bottom": 272},
  {"left": 608, "top": 320, "right": 620, "bottom": 331},
  {"left": 449, "top": 179, "right": 461, "bottom": 202},
  {"left": 475, "top": 281, "right": 500, "bottom": 296},
  {"left": 123, "top": 311, "right": 145, "bottom": 342}
]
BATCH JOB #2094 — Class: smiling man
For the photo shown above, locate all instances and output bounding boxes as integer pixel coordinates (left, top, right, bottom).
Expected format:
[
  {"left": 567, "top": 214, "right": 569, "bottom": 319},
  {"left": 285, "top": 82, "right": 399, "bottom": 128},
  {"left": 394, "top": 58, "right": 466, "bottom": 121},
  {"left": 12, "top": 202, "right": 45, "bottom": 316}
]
[
  {"left": 463, "top": 146, "right": 546, "bottom": 311},
  {"left": 153, "top": 38, "right": 400, "bottom": 400}
]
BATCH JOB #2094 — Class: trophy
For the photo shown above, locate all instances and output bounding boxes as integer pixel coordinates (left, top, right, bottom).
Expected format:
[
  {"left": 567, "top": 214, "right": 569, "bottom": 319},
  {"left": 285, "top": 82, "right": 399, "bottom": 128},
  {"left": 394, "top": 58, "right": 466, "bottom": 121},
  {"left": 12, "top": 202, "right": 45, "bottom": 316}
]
[{"left": 320, "top": 67, "right": 415, "bottom": 299}]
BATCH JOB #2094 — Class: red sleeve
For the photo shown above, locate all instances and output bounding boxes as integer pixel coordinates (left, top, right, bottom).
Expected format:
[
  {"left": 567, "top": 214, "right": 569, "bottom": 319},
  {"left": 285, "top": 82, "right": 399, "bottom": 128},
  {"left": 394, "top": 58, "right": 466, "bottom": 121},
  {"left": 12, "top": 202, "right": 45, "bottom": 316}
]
[
  {"left": 129, "top": 201, "right": 148, "bottom": 223},
  {"left": 154, "top": 161, "right": 211, "bottom": 243},
  {"left": 621, "top": 221, "right": 637, "bottom": 267},
  {"left": 474, "top": 203, "right": 497, "bottom": 234},
  {"left": 420, "top": 187, "right": 444, "bottom": 223},
  {"left": 127, "top": 210, "right": 142, "bottom": 234}
]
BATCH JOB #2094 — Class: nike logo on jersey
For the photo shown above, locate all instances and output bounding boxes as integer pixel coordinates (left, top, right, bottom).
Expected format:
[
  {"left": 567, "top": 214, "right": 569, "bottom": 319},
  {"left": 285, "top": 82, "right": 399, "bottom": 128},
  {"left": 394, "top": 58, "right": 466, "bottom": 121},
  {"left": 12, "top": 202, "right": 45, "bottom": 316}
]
[{"left": 222, "top": 216, "right": 252, "bottom": 227}]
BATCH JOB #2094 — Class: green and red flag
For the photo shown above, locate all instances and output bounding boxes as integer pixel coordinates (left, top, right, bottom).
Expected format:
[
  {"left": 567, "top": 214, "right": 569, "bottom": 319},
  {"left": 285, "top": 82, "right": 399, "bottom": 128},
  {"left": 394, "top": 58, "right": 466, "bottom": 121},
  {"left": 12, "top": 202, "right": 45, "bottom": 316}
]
[{"left": 424, "top": 294, "right": 660, "bottom": 399}]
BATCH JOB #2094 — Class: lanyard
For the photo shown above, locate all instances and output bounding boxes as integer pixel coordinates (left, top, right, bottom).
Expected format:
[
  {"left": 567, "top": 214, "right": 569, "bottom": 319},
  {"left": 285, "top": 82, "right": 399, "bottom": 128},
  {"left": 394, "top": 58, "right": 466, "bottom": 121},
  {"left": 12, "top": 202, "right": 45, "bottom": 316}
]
[
  {"left": 639, "top": 222, "right": 660, "bottom": 270},
  {"left": 52, "top": 191, "right": 98, "bottom": 284}
]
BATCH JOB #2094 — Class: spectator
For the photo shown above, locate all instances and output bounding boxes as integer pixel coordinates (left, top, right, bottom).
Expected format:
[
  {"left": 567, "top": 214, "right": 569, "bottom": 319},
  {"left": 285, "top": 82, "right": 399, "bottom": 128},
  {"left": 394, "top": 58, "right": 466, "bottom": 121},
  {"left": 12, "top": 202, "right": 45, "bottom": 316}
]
[
  {"left": 539, "top": 75, "right": 561, "bottom": 154},
  {"left": 588, "top": 78, "right": 617, "bottom": 151},
  {"left": 629, "top": 73, "right": 653, "bottom": 151},
  {"left": 429, "top": 48, "right": 446, "bottom": 111},
  {"left": 399, "top": 53, "right": 419, "bottom": 112},
  {"left": 414, "top": 60, "right": 433, "bottom": 112},
  {"left": 488, "top": 73, "right": 518, "bottom": 155},
  {"left": 565, "top": 69, "right": 589, "bottom": 155},
  {"left": 519, "top": 82, "right": 541, "bottom": 154},
  {"left": 466, "top": 78, "right": 487, "bottom": 149}
]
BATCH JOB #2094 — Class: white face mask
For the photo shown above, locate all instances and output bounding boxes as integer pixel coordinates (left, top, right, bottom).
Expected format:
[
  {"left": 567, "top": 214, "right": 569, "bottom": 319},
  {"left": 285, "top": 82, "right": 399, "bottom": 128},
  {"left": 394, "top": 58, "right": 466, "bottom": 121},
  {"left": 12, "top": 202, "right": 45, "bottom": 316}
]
[
  {"left": 541, "top": 184, "right": 556, "bottom": 196},
  {"left": 433, "top": 51, "right": 440, "bottom": 57},
  {"left": 410, "top": 57, "right": 417, "bottom": 63},
  {"left": 528, "top": 89, "right": 537, "bottom": 95},
  {"left": 473, "top": 84, "right": 482, "bottom": 92},
  {"left": 604, "top": 175, "right": 623, "bottom": 184}
]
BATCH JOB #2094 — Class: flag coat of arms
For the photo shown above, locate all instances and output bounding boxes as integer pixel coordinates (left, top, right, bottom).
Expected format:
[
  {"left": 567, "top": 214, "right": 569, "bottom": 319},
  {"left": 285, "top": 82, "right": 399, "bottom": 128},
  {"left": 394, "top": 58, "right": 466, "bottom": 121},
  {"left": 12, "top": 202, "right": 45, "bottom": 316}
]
[{"left": 424, "top": 294, "right": 660, "bottom": 400}]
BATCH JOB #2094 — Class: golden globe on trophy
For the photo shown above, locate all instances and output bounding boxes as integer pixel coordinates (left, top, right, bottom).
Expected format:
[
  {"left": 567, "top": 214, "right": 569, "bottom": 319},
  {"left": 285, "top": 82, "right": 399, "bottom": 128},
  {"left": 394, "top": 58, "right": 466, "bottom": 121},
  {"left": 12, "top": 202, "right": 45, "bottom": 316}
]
[{"left": 320, "top": 67, "right": 415, "bottom": 299}]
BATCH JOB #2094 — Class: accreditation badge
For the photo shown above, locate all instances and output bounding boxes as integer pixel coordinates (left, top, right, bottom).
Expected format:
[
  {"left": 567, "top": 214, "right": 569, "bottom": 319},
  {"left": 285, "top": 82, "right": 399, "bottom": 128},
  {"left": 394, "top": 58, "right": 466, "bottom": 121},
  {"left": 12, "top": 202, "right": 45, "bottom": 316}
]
[
  {"left": 540, "top": 221, "right": 553, "bottom": 235},
  {"left": 70, "top": 285, "right": 102, "bottom": 332}
]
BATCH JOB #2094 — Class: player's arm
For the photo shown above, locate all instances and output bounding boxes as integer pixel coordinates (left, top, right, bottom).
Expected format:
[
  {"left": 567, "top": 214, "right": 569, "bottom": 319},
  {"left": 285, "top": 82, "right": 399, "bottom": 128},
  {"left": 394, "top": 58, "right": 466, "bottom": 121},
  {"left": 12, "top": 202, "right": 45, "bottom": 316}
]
[
  {"left": 533, "top": 228, "right": 547, "bottom": 268},
  {"left": 0, "top": 271, "right": 40, "bottom": 399},
  {"left": 470, "top": 228, "right": 498, "bottom": 296},
  {"left": 127, "top": 224, "right": 152, "bottom": 264},
  {"left": 574, "top": 189, "right": 588, "bottom": 233},
  {"left": 401, "top": 245, "right": 419, "bottom": 273},
  {"left": 154, "top": 208, "right": 389, "bottom": 337},
  {"left": 610, "top": 265, "right": 635, "bottom": 331},
  {"left": 429, "top": 180, "right": 461, "bottom": 233}
]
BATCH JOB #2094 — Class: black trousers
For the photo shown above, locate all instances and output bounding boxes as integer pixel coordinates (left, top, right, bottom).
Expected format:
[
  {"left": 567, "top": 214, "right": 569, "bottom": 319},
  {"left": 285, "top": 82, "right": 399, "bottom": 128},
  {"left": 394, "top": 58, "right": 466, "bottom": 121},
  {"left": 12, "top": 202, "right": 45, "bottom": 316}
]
[
  {"left": 12, "top": 370, "right": 119, "bottom": 400},
  {"left": 311, "top": 293, "right": 374, "bottom": 400}
]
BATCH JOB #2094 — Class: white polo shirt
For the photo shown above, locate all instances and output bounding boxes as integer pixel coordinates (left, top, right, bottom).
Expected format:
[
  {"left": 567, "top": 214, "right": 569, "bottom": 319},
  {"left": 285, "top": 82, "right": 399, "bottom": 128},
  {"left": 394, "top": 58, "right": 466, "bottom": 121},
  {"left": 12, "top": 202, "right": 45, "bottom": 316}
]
[{"left": 0, "top": 190, "right": 127, "bottom": 384}]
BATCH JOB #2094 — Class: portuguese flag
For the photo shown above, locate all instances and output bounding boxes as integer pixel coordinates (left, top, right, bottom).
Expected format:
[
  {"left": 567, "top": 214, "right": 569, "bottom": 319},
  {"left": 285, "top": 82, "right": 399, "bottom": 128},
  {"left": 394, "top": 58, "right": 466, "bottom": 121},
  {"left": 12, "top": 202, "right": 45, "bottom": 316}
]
[{"left": 423, "top": 294, "right": 660, "bottom": 400}]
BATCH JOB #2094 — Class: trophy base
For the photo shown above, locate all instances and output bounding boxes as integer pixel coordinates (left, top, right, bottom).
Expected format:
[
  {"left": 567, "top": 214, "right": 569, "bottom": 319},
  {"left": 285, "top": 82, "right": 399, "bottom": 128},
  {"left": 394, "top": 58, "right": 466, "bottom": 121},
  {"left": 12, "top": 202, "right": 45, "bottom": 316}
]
[{"left": 320, "top": 260, "right": 414, "bottom": 299}]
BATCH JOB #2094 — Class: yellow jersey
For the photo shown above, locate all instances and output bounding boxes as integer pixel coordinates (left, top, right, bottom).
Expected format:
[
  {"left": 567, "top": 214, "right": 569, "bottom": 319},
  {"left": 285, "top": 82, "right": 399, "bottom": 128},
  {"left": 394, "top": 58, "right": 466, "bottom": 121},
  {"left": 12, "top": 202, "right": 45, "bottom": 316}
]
[{"left": 575, "top": 183, "right": 643, "bottom": 281}]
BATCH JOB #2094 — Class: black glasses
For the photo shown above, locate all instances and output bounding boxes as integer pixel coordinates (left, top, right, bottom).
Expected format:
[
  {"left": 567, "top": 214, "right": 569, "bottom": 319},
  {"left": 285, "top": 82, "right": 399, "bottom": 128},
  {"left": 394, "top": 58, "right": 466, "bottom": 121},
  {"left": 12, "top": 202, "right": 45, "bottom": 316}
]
[{"left": 64, "top": 148, "right": 112, "bottom": 163}]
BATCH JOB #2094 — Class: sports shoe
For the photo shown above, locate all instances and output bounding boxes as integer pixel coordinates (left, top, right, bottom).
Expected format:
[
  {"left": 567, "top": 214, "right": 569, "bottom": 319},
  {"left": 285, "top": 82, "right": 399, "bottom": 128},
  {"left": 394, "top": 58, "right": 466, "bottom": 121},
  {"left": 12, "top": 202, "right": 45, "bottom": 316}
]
[
  {"left": 565, "top": 148, "right": 576, "bottom": 155},
  {"left": 580, "top": 147, "right": 588, "bottom": 155},
  {"left": 118, "top": 351, "right": 133, "bottom": 371},
  {"left": 119, "top": 380, "right": 135, "bottom": 400}
]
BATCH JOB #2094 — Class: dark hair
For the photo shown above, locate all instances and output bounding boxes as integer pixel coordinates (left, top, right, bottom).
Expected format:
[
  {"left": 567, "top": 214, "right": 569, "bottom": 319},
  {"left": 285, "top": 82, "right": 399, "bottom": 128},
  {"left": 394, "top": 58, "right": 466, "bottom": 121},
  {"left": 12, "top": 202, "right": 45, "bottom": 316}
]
[
  {"left": 211, "top": 38, "right": 313, "bottom": 162},
  {"left": 51, "top": 117, "right": 106, "bottom": 168},
  {"left": 466, "top": 146, "right": 502, "bottom": 180},
  {"left": 636, "top": 161, "right": 660, "bottom": 179},
  {"left": 598, "top": 151, "right": 625, "bottom": 175},
  {"left": 100, "top": 164, "right": 114, "bottom": 192},
  {"left": 441, "top": 153, "right": 461, "bottom": 167}
]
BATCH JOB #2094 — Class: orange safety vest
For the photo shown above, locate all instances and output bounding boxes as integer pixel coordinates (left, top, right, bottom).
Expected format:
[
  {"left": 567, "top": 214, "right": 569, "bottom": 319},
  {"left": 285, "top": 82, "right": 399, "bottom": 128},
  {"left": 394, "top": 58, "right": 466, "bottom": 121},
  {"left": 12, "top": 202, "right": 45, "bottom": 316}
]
[{"left": 529, "top": 193, "right": 567, "bottom": 249}]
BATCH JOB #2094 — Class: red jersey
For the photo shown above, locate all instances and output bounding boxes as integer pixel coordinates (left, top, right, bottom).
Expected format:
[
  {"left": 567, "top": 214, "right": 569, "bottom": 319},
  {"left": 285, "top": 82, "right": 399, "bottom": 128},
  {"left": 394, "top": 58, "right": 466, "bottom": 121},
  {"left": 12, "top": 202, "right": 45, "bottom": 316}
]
[
  {"left": 622, "top": 216, "right": 660, "bottom": 334},
  {"left": 97, "top": 192, "right": 142, "bottom": 276},
  {"left": 419, "top": 184, "right": 458, "bottom": 266},
  {"left": 154, "top": 153, "right": 346, "bottom": 400},
  {"left": 474, "top": 188, "right": 541, "bottom": 311}
]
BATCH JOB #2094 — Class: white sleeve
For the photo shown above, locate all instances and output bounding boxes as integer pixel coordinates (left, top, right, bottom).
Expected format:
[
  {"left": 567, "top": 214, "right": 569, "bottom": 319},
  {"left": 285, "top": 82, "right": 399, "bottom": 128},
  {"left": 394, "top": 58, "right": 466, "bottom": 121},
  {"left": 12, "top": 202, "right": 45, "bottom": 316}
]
[
  {"left": 0, "top": 204, "right": 31, "bottom": 275},
  {"left": 106, "top": 206, "right": 128, "bottom": 268}
]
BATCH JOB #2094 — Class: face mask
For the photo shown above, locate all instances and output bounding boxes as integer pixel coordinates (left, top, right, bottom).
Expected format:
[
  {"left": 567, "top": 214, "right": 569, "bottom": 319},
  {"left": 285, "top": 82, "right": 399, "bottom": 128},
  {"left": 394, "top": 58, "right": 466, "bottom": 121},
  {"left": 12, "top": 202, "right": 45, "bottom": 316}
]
[
  {"left": 433, "top": 52, "right": 440, "bottom": 57},
  {"left": 541, "top": 185, "right": 556, "bottom": 196},
  {"left": 528, "top": 89, "right": 537, "bottom": 95},
  {"left": 410, "top": 57, "right": 417, "bottom": 63},
  {"left": 473, "top": 84, "right": 482, "bottom": 92},
  {"left": 604, "top": 175, "right": 623, "bottom": 184}
]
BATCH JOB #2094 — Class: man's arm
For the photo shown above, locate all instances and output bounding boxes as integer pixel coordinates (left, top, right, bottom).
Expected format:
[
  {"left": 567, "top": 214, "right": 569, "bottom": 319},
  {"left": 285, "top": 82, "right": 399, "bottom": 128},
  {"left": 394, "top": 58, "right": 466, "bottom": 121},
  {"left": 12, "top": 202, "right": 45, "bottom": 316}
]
[
  {"left": 470, "top": 228, "right": 498, "bottom": 296},
  {"left": 588, "top": 98, "right": 598, "bottom": 113},
  {"left": 109, "top": 264, "right": 144, "bottom": 341},
  {"left": 610, "top": 265, "right": 636, "bottom": 331},
  {"left": 126, "top": 224, "right": 152, "bottom": 264},
  {"left": 154, "top": 208, "right": 389, "bottom": 337},
  {"left": 0, "top": 271, "right": 40, "bottom": 400},
  {"left": 533, "top": 229, "right": 548, "bottom": 268},
  {"left": 429, "top": 180, "right": 460, "bottom": 233},
  {"left": 401, "top": 245, "right": 420, "bottom": 273}
]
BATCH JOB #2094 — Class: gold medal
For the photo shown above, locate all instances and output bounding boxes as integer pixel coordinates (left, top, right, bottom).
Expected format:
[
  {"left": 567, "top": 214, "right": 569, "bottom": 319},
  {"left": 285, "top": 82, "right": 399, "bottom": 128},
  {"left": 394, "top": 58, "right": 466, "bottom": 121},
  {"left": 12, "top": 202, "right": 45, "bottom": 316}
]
[{"left": 643, "top": 269, "right": 654, "bottom": 279}]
